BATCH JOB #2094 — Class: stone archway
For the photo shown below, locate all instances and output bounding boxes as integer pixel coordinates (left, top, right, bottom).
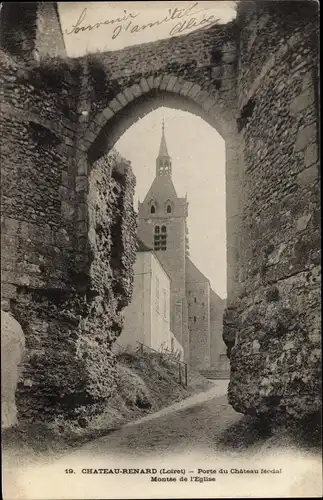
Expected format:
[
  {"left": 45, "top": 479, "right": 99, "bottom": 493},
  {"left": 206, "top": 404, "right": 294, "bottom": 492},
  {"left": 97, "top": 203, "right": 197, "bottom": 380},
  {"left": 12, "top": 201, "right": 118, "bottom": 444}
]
[
  {"left": 82, "top": 77, "right": 232, "bottom": 149},
  {"left": 1, "top": 1, "right": 319, "bottom": 425},
  {"left": 75, "top": 77, "right": 243, "bottom": 311}
]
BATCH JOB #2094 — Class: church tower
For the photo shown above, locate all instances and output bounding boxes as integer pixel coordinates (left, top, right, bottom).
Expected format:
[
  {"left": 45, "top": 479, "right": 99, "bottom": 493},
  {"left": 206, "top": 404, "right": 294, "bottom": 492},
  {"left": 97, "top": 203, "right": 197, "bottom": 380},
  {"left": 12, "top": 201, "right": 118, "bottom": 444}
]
[{"left": 137, "top": 121, "right": 190, "bottom": 359}]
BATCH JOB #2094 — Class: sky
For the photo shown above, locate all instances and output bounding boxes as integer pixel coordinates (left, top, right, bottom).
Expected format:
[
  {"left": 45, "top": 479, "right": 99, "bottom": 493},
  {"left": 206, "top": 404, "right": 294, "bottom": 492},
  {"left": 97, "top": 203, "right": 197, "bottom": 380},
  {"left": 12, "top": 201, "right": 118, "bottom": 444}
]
[
  {"left": 58, "top": 2, "right": 237, "bottom": 56},
  {"left": 115, "top": 108, "right": 227, "bottom": 299},
  {"left": 57, "top": 2, "right": 232, "bottom": 298}
]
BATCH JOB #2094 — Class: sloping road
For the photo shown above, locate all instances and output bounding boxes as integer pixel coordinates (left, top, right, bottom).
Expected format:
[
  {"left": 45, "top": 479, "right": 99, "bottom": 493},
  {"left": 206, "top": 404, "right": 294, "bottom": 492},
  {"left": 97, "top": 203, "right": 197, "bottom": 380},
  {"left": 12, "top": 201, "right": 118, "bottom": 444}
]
[{"left": 3, "top": 381, "right": 322, "bottom": 499}]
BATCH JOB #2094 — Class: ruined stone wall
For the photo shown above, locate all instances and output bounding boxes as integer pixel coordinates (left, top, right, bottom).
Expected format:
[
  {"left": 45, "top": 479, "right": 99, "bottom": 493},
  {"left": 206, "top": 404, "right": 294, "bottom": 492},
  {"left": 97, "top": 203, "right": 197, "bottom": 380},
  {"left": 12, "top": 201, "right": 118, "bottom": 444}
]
[
  {"left": 1, "top": 50, "right": 79, "bottom": 309},
  {"left": 86, "top": 151, "right": 137, "bottom": 346},
  {"left": 1, "top": 49, "right": 76, "bottom": 423},
  {"left": 226, "top": 1, "right": 320, "bottom": 420},
  {"left": 1, "top": 50, "right": 136, "bottom": 424},
  {"left": 6, "top": 148, "right": 135, "bottom": 424},
  {"left": 0, "top": 3, "right": 39, "bottom": 59},
  {"left": 0, "top": 2, "right": 66, "bottom": 62}
]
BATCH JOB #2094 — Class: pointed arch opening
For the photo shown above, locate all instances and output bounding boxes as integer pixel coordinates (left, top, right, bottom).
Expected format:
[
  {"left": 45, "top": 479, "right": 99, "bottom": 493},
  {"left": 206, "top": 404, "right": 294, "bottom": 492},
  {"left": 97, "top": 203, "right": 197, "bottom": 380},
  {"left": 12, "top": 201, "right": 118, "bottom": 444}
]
[
  {"left": 83, "top": 84, "right": 242, "bottom": 304},
  {"left": 148, "top": 198, "right": 157, "bottom": 215},
  {"left": 85, "top": 84, "right": 231, "bottom": 166},
  {"left": 80, "top": 78, "right": 242, "bottom": 369}
]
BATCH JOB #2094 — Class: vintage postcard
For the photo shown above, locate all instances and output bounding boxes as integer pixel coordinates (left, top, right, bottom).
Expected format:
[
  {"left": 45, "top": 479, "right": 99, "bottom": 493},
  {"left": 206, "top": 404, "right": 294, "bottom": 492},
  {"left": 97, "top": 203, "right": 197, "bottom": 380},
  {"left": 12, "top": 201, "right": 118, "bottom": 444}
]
[{"left": 1, "top": 1, "right": 321, "bottom": 499}]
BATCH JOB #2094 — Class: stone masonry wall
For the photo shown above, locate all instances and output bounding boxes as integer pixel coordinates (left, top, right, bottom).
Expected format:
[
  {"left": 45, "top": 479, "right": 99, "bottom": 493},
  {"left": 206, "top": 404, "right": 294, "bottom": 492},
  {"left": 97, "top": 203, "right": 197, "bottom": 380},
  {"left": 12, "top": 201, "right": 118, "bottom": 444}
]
[
  {"left": 84, "top": 150, "right": 137, "bottom": 364},
  {"left": 1, "top": 48, "right": 81, "bottom": 423},
  {"left": 226, "top": 1, "right": 320, "bottom": 420},
  {"left": 8, "top": 150, "right": 135, "bottom": 423},
  {"left": 0, "top": 3, "right": 66, "bottom": 62},
  {"left": 1, "top": 49, "right": 137, "bottom": 424},
  {"left": 186, "top": 260, "right": 212, "bottom": 370},
  {"left": 210, "top": 293, "right": 227, "bottom": 371},
  {"left": 187, "top": 284, "right": 211, "bottom": 370},
  {"left": 36, "top": 3, "right": 67, "bottom": 59},
  {"left": 1, "top": 50, "right": 79, "bottom": 309},
  {"left": 76, "top": 21, "right": 237, "bottom": 138}
]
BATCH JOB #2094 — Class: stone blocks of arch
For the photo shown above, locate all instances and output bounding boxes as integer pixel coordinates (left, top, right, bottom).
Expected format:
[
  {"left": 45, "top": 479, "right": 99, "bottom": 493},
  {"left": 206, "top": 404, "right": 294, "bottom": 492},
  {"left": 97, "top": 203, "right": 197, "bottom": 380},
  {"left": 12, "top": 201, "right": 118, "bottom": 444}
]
[{"left": 79, "top": 75, "right": 225, "bottom": 162}]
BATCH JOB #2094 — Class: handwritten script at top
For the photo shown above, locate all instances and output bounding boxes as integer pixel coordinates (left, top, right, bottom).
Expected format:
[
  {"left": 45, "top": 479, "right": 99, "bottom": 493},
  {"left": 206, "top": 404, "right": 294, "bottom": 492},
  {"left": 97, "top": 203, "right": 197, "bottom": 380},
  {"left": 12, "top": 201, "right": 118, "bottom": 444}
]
[{"left": 65, "top": 3, "right": 220, "bottom": 40}]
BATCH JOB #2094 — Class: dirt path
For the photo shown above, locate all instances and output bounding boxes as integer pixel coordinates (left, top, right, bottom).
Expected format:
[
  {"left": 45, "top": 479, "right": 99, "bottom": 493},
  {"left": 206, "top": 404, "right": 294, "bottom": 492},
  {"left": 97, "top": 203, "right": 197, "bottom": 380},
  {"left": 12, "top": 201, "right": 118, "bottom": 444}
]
[
  {"left": 121, "top": 379, "right": 231, "bottom": 428},
  {"left": 3, "top": 381, "right": 322, "bottom": 499},
  {"left": 76, "top": 380, "right": 238, "bottom": 458}
]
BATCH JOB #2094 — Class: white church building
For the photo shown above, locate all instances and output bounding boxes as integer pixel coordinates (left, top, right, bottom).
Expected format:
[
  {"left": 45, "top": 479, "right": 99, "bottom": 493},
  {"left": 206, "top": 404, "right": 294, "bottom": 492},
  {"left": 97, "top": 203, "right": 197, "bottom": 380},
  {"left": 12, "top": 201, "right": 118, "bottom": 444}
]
[{"left": 117, "top": 239, "right": 184, "bottom": 360}]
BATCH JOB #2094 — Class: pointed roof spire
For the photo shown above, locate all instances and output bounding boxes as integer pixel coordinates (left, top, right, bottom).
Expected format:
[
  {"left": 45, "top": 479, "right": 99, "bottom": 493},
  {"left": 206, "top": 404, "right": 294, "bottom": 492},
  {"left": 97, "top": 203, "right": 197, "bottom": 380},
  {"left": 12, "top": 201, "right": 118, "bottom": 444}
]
[{"left": 158, "top": 118, "right": 170, "bottom": 158}]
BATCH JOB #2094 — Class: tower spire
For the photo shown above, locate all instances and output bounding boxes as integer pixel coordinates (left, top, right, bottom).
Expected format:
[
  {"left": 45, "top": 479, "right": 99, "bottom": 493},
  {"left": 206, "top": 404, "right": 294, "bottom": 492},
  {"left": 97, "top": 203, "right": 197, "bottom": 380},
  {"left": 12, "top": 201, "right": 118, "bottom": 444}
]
[
  {"left": 156, "top": 119, "right": 172, "bottom": 176},
  {"left": 158, "top": 118, "right": 170, "bottom": 158}
]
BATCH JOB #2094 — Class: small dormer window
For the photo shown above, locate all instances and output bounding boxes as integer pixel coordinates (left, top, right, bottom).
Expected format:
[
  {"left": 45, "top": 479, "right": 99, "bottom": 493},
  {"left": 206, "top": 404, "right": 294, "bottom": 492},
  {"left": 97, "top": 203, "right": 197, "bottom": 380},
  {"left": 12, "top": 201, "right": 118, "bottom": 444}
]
[
  {"left": 167, "top": 205, "right": 172, "bottom": 213},
  {"left": 151, "top": 205, "right": 155, "bottom": 214}
]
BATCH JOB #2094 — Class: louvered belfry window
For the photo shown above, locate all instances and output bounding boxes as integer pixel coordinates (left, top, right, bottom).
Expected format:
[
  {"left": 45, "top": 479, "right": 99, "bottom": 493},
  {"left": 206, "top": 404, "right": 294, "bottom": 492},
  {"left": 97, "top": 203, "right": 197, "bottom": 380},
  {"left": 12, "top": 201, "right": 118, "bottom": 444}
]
[
  {"left": 154, "top": 225, "right": 167, "bottom": 251},
  {"left": 160, "top": 225, "right": 167, "bottom": 251},
  {"left": 154, "top": 226, "right": 160, "bottom": 250}
]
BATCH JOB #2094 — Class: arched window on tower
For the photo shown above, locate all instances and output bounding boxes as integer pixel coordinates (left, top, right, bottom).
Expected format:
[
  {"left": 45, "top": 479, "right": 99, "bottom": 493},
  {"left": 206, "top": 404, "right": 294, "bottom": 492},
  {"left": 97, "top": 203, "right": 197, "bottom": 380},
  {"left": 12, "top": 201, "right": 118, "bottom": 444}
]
[
  {"left": 167, "top": 204, "right": 172, "bottom": 213},
  {"left": 151, "top": 205, "right": 155, "bottom": 214},
  {"left": 161, "top": 225, "right": 167, "bottom": 251},
  {"left": 154, "top": 226, "right": 160, "bottom": 250}
]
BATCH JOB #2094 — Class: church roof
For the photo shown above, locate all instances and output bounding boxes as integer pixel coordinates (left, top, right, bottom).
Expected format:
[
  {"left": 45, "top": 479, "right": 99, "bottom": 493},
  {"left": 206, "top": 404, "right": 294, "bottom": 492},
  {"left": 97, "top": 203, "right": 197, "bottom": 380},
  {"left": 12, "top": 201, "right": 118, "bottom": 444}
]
[
  {"left": 142, "top": 174, "right": 178, "bottom": 206},
  {"left": 185, "top": 257, "right": 211, "bottom": 285},
  {"left": 158, "top": 119, "right": 170, "bottom": 158},
  {"left": 210, "top": 289, "right": 226, "bottom": 319},
  {"left": 210, "top": 289, "right": 226, "bottom": 306},
  {"left": 137, "top": 238, "right": 153, "bottom": 252}
]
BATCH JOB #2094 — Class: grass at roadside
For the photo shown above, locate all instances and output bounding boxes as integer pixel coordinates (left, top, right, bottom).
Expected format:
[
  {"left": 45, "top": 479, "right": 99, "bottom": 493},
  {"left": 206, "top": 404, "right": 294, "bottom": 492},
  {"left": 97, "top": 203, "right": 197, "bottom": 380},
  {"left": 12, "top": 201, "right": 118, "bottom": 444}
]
[{"left": 2, "top": 350, "right": 213, "bottom": 466}]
